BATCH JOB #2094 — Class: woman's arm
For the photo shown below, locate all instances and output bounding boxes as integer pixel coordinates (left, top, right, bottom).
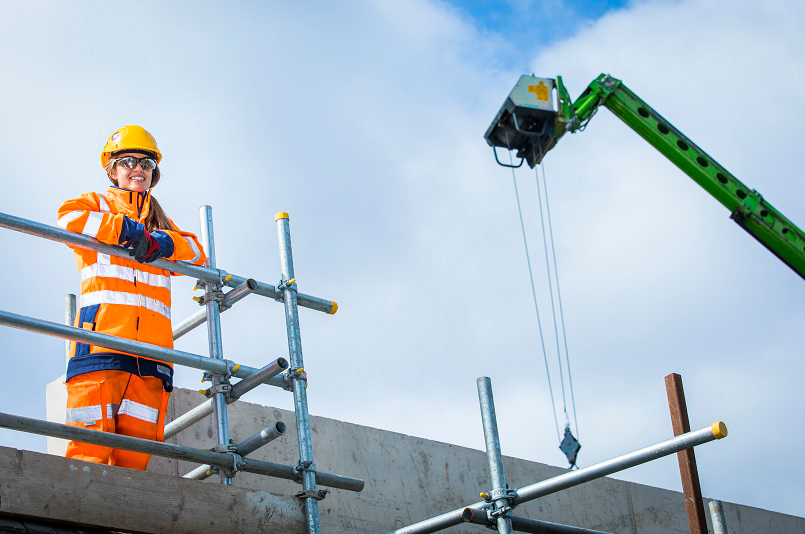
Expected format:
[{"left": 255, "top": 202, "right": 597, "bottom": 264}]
[
  {"left": 161, "top": 219, "right": 207, "bottom": 267},
  {"left": 57, "top": 192, "right": 127, "bottom": 246}
]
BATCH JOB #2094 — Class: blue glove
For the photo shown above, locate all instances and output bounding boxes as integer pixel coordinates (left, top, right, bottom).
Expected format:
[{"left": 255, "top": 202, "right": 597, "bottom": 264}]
[
  {"left": 140, "top": 231, "right": 174, "bottom": 263},
  {"left": 119, "top": 216, "right": 146, "bottom": 248},
  {"left": 119, "top": 217, "right": 175, "bottom": 263}
]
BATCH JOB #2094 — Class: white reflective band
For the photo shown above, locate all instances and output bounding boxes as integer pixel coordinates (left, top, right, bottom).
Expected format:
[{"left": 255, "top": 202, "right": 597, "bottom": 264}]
[
  {"left": 118, "top": 399, "right": 158, "bottom": 424},
  {"left": 98, "top": 195, "right": 110, "bottom": 212},
  {"left": 82, "top": 212, "right": 104, "bottom": 238},
  {"left": 81, "top": 290, "right": 171, "bottom": 320},
  {"left": 183, "top": 236, "right": 201, "bottom": 263},
  {"left": 106, "top": 403, "right": 118, "bottom": 418},
  {"left": 66, "top": 405, "right": 103, "bottom": 424},
  {"left": 142, "top": 295, "right": 171, "bottom": 319},
  {"left": 136, "top": 269, "right": 171, "bottom": 290},
  {"left": 57, "top": 211, "right": 84, "bottom": 229},
  {"left": 81, "top": 263, "right": 134, "bottom": 284},
  {"left": 80, "top": 263, "right": 170, "bottom": 291}
]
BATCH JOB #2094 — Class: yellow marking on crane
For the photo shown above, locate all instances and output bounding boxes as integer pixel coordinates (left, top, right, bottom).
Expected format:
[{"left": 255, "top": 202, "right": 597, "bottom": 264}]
[{"left": 528, "top": 81, "right": 549, "bottom": 101}]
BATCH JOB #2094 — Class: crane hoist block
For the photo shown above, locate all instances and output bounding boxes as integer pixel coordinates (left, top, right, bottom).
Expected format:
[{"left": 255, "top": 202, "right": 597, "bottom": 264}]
[{"left": 484, "top": 75, "right": 558, "bottom": 168}]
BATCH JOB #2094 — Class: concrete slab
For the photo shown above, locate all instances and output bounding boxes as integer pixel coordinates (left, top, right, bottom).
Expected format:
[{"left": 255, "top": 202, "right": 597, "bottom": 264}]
[
  {"left": 0, "top": 446, "right": 305, "bottom": 533},
  {"left": 38, "top": 379, "right": 805, "bottom": 534}
]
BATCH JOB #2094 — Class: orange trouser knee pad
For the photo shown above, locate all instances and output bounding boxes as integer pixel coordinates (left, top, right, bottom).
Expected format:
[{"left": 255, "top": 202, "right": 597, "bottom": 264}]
[{"left": 65, "top": 369, "right": 169, "bottom": 471}]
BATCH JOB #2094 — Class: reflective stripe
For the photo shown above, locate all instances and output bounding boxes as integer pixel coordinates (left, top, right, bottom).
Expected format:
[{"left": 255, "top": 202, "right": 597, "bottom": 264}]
[
  {"left": 82, "top": 212, "right": 104, "bottom": 238},
  {"left": 118, "top": 399, "right": 158, "bottom": 424},
  {"left": 81, "top": 263, "right": 134, "bottom": 283},
  {"left": 66, "top": 405, "right": 103, "bottom": 424},
  {"left": 58, "top": 210, "right": 84, "bottom": 229},
  {"left": 98, "top": 195, "right": 110, "bottom": 213},
  {"left": 183, "top": 236, "right": 201, "bottom": 263},
  {"left": 81, "top": 290, "right": 171, "bottom": 320},
  {"left": 107, "top": 403, "right": 120, "bottom": 418},
  {"left": 80, "top": 263, "right": 171, "bottom": 290},
  {"left": 137, "top": 270, "right": 171, "bottom": 290}
]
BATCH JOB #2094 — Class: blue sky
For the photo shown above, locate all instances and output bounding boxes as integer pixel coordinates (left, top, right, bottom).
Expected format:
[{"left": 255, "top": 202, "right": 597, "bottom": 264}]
[
  {"left": 0, "top": 0, "right": 802, "bottom": 521},
  {"left": 445, "top": 0, "right": 631, "bottom": 67}
]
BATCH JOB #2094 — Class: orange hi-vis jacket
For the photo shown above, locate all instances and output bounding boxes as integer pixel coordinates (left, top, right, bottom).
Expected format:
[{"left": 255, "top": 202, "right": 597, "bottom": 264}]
[{"left": 57, "top": 186, "right": 206, "bottom": 389}]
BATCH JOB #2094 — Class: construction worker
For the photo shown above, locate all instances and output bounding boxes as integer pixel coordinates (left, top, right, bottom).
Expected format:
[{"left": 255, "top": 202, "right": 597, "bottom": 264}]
[{"left": 57, "top": 125, "right": 206, "bottom": 470}]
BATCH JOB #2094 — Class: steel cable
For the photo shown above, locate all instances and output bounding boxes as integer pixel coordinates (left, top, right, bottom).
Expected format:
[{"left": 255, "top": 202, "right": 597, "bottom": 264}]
[
  {"left": 505, "top": 131, "right": 561, "bottom": 442},
  {"left": 533, "top": 143, "right": 570, "bottom": 430},
  {"left": 534, "top": 142, "right": 580, "bottom": 439}
]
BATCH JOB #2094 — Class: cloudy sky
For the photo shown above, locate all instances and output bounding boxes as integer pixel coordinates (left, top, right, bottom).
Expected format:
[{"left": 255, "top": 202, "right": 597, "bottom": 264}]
[{"left": 0, "top": 0, "right": 802, "bottom": 519}]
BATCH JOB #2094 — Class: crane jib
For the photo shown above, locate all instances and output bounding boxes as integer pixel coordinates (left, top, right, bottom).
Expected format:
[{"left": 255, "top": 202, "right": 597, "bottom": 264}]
[{"left": 484, "top": 73, "right": 805, "bottom": 280}]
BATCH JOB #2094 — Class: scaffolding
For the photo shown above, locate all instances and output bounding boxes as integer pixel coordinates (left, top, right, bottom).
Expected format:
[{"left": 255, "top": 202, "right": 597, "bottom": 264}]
[
  {"left": 387, "top": 377, "right": 728, "bottom": 534},
  {"left": 0, "top": 208, "right": 364, "bottom": 534},
  {"left": 0, "top": 207, "right": 732, "bottom": 534}
]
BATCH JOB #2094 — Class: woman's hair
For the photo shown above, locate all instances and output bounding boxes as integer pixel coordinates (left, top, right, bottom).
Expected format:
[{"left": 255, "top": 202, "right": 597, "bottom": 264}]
[{"left": 104, "top": 158, "right": 174, "bottom": 232}]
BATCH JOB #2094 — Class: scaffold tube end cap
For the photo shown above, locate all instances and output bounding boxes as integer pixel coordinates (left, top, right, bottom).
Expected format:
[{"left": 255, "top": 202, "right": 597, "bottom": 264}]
[
  {"left": 327, "top": 301, "right": 338, "bottom": 315},
  {"left": 712, "top": 421, "right": 728, "bottom": 439},
  {"left": 275, "top": 212, "right": 289, "bottom": 221}
]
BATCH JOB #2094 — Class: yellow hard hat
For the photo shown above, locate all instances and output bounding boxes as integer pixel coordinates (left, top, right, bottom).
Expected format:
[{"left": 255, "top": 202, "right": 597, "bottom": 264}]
[{"left": 101, "top": 125, "right": 162, "bottom": 168}]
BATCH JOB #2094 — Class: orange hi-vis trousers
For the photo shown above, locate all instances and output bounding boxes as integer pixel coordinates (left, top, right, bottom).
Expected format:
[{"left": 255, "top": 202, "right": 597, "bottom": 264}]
[{"left": 65, "top": 370, "right": 169, "bottom": 470}]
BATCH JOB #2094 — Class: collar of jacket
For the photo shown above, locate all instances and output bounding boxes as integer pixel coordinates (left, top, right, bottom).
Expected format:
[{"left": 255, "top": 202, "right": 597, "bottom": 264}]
[{"left": 105, "top": 186, "right": 152, "bottom": 220}]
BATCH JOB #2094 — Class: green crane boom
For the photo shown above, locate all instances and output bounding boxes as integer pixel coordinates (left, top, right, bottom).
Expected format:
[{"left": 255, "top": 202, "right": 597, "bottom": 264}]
[{"left": 484, "top": 74, "right": 805, "bottom": 280}]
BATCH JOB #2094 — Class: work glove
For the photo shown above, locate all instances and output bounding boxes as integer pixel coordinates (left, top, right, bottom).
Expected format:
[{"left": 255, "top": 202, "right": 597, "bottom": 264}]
[
  {"left": 130, "top": 230, "right": 174, "bottom": 263},
  {"left": 119, "top": 216, "right": 174, "bottom": 263},
  {"left": 119, "top": 216, "right": 146, "bottom": 249}
]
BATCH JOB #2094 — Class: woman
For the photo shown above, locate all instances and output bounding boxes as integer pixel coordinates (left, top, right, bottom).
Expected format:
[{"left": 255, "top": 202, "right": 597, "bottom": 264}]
[{"left": 57, "top": 125, "right": 206, "bottom": 470}]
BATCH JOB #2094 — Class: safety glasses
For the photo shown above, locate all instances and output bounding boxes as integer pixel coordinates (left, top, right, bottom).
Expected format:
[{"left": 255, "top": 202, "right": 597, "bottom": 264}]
[{"left": 115, "top": 156, "right": 157, "bottom": 171}]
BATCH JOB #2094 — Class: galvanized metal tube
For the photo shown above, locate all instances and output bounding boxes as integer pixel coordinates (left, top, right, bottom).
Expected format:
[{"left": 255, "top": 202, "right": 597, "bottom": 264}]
[
  {"left": 387, "top": 423, "right": 727, "bottom": 534},
  {"left": 164, "top": 358, "right": 288, "bottom": 439},
  {"left": 183, "top": 422, "right": 287, "bottom": 480},
  {"left": 199, "top": 205, "right": 233, "bottom": 485},
  {"left": 0, "top": 309, "right": 285, "bottom": 387},
  {"left": 172, "top": 279, "right": 259, "bottom": 340},
  {"left": 230, "top": 358, "right": 289, "bottom": 400},
  {"left": 708, "top": 500, "right": 727, "bottom": 534},
  {"left": 0, "top": 211, "right": 336, "bottom": 313},
  {"left": 163, "top": 399, "right": 214, "bottom": 439},
  {"left": 0, "top": 412, "right": 363, "bottom": 491},
  {"left": 64, "top": 294, "right": 76, "bottom": 369},
  {"left": 511, "top": 424, "right": 727, "bottom": 505},
  {"left": 477, "top": 377, "right": 513, "bottom": 534},
  {"left": 238, "top": 421, "right": 287, "bottom": 456},
  {"left": 509, "top": 516, "right": 612, "bottom": 534},
  {"left": 276, "top": 212, "right": 321, "bottom": 534},
  {"left": 462, "top": 509, "right": 612, "bottom": 534}
]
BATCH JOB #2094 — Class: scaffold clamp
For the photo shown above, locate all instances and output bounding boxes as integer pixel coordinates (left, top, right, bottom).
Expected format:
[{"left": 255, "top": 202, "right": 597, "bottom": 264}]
[
  {"left": 489, "top": 505, "right": 512, "bottom": 519},
  {"left": 295, "top": 489, "right": 329, "bottom": 501},
  {"left": 277, "top": 277, "right": 297, "bottom": 292},
  {"left": 221, "top": 452, "right": 245, "bottom": 478},
  {"left": 293, "top": 460, "right": 316, "bottom": 479}
]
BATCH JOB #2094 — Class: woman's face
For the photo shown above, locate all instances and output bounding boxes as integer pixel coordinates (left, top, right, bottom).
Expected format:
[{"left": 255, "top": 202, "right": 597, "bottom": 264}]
[{"left": 113, "top": 152, "right": 154, "bottom": 192}]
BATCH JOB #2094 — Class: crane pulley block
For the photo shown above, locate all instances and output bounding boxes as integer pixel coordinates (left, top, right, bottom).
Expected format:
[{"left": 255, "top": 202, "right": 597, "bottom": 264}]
[{"left": 484, "top": 75, "right": 562, "bottom": 168}]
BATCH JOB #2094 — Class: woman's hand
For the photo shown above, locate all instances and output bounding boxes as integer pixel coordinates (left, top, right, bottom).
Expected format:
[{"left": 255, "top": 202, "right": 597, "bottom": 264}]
[
  {"left": 119, "top": 216, "right": 175, "bottom": 263},
  {"left": 130, "top": 230, "right": 174, "bottom": 263}
]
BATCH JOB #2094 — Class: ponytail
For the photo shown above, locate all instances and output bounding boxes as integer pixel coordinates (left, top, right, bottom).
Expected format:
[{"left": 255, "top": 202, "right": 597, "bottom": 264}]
[{"left": 144, "top": 195, "right": 174, "bottom": 232}]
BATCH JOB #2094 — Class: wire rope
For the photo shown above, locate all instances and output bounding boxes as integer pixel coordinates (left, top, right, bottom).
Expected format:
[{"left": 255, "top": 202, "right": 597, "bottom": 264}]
[
  {"left": 532, "top": 144, "right": 569, "bottom": 430},
  {"left": 534, "top": 142, "right": 580, "bottom": 439},
  {"left": 505, "top": 131, "right": 561, "bottom": 442}
]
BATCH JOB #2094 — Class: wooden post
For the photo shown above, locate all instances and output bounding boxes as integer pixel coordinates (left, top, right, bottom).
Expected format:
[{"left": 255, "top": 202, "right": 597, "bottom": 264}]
[{"left": 665, "top": 373, "right": 708, "bottom": 534}]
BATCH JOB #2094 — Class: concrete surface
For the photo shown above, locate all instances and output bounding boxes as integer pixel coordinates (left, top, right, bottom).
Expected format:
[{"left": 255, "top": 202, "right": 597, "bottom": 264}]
[
  {"left": 41, "top": 378, "right": 805, "bottom": 533},
  {"left": 0, "top": 445, "right": 305, "bottom": 533}
]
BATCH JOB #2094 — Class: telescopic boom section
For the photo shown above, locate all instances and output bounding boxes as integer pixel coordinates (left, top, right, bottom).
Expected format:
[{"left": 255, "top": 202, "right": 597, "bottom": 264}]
[{"left": 485, "top": 73, "right": 805, "bottom": 280}]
